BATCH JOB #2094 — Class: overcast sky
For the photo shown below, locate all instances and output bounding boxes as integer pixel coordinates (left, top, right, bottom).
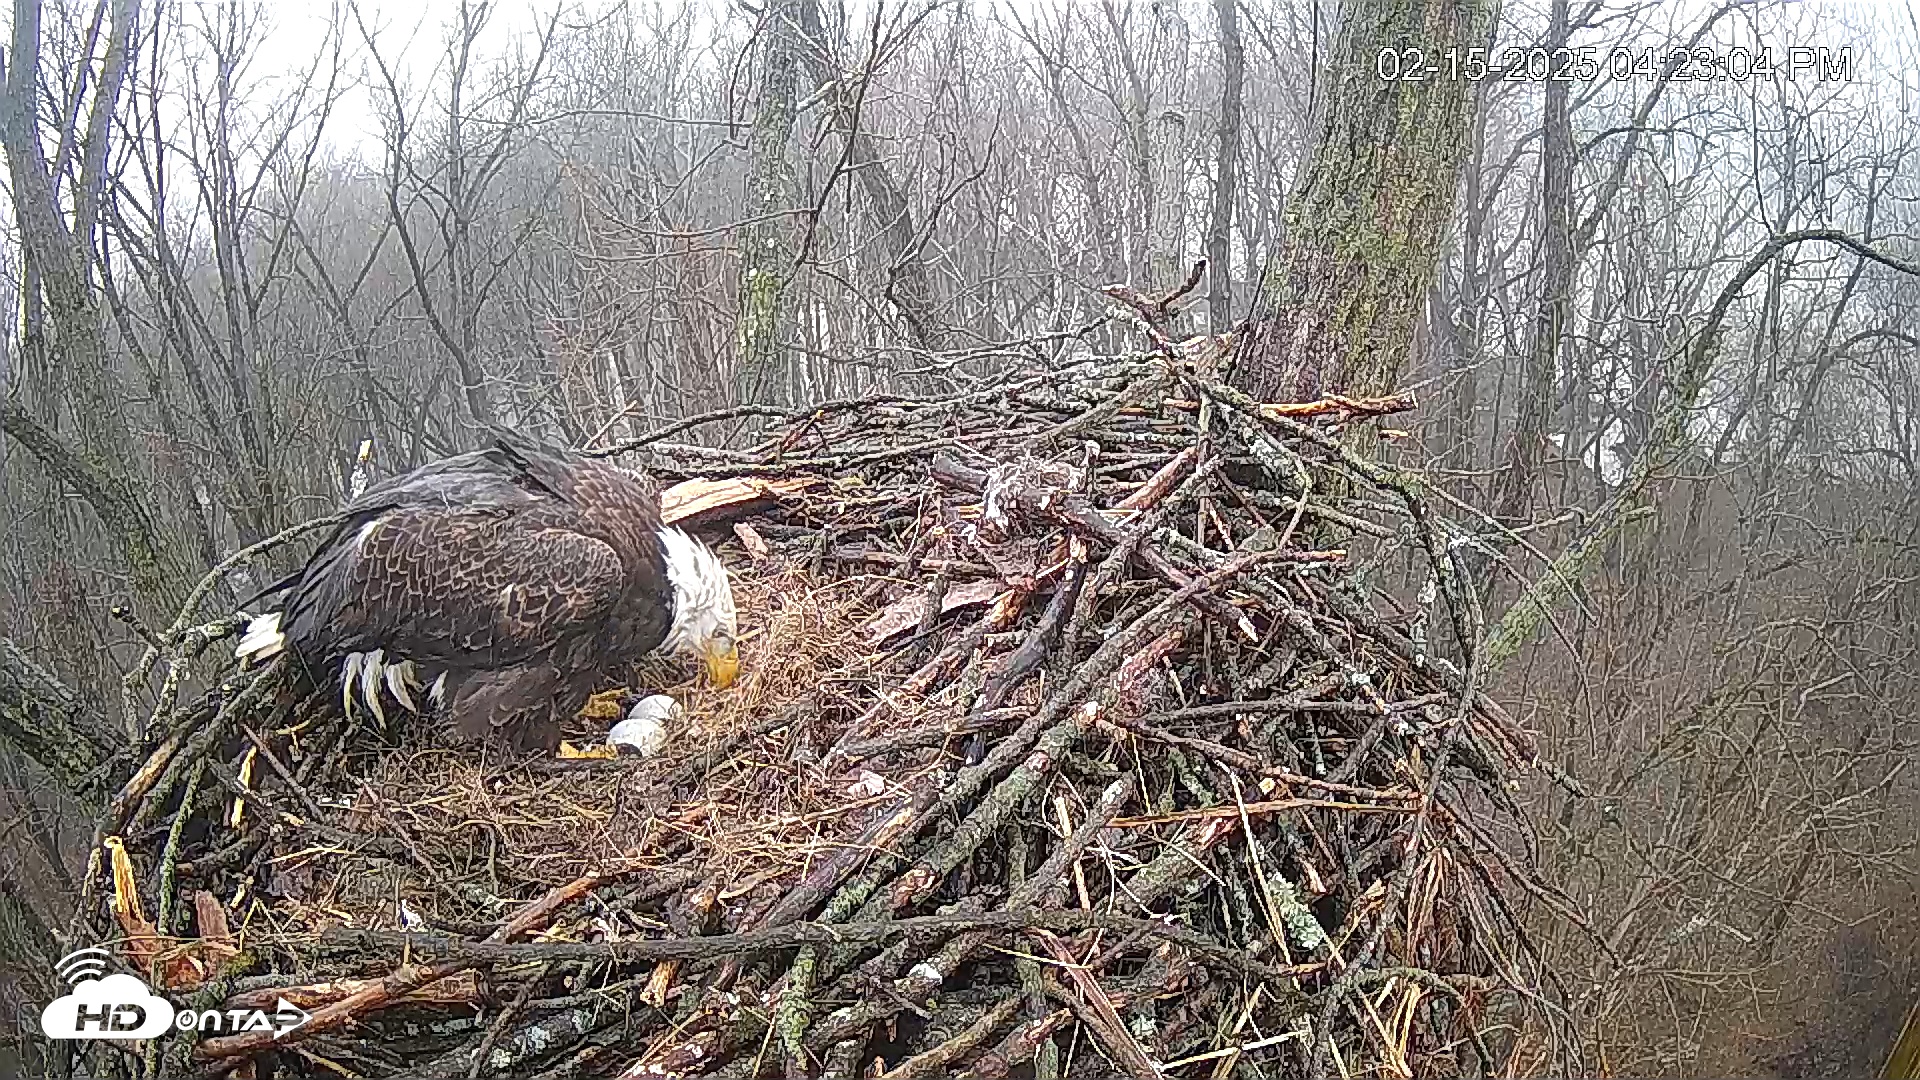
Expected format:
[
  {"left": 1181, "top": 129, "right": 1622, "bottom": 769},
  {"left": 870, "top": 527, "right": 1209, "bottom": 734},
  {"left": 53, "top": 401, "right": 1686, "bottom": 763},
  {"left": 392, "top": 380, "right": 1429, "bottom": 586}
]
[
  {"left": 245, "top": 0, "right": 1919, "bottom": 160},
  {"left": 0, "top": 0, "right": 1905, "bottom": 175},
  {"left": 250, "top": 0, "right": 556, "bottom": 162}
]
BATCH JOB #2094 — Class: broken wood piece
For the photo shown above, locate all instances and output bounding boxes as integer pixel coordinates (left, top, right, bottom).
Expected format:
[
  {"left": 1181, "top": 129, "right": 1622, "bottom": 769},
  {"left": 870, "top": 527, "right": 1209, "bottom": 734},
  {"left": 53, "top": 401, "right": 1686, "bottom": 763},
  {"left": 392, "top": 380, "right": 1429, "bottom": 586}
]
[
  {"left": 866, "top": 578, "right": 1006, "bottom": 644},
  {"left": 228, "top": 745, "right": 257, "bottom": 828},
  {"left": 643, "top": 880, "right": 720, "bottom": 1008},
  {"left": 1257, "top": 392, "right": 1416, "bottom": 420},
  {"left": 104, "top": 836, "right": 164, "bottom": 976},
  {"left": 1109, "top": 444, "right": 1198, "bottom": 515},
  {"left": 659, "top": 476, "right": 813, "bottom": 526},
  {"left": 733, "top": 521, "right": 771, "bottom": 560},
  {"left": 1031, "top": 929, "right": 1165, "bottom": 1080}
]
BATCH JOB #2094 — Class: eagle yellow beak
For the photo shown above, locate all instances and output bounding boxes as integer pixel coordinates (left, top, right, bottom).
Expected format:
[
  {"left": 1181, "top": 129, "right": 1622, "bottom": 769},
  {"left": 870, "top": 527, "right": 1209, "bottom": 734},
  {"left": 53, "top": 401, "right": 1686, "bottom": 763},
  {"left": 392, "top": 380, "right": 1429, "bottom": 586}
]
[{"left": 704, "top": 639, "right": 739, "bottom": 689}]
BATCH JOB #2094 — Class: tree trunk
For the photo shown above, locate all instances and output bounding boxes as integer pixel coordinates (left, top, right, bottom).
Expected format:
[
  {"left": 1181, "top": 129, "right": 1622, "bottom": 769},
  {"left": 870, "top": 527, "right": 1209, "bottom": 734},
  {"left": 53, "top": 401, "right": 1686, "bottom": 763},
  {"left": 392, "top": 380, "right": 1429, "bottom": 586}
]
[
  {"left": 1494, "top": 0, "right": 1572, "bottom": 523},
  {"left": 1102, "top": 0, "right": 1156, "bottom": 289},
  {"left": 445, "top": 4, "right": 491, "bottom": 427},
  {"left": 1230, "top": 0, "right": 1489, "bottom": 403},
  {"left": 1205, "top": 0, "right": 1243, "bottom": 335},
  {"left": 1443, "top": 84, "right": 1491, "bottom": 477},
  {"left": 735, "top": 0, "right": 804, "bottom": 405}
]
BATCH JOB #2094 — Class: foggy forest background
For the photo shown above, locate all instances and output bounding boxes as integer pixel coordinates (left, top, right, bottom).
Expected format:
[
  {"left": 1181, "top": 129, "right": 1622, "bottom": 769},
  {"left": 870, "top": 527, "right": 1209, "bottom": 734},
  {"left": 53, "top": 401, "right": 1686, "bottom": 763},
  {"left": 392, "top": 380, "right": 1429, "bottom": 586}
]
[{"left": 1, "top": 0, "right": 1917, "bottom": 1074}]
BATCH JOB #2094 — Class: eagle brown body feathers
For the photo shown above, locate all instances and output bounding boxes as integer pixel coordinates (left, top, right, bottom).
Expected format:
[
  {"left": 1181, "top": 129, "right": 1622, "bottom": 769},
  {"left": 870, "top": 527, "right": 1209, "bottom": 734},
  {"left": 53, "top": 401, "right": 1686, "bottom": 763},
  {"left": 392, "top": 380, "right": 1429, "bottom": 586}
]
[{"left": 271, "top": 438, "right": 674, "bottom": 749}]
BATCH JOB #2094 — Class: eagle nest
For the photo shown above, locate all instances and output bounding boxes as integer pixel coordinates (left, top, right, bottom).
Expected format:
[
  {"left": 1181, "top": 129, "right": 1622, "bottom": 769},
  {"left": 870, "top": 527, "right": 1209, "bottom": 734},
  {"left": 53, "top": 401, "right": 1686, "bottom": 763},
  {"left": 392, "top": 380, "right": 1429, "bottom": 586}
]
[{"left": 81, "top": 328, "right": 1573, "bottom": 1078}]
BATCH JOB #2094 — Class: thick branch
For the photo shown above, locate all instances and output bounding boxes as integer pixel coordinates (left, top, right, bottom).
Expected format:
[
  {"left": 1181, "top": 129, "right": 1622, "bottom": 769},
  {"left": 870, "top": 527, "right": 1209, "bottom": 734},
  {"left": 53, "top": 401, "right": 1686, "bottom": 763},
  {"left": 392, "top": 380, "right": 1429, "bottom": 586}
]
[
  {"left": 0, "top": 396, "right": 185, "bottom": 610},
  {"left": 1483, "top": 230, "right": 1920, "bottom": 668},
  {"left": 0, "top": 638, "right": 112, "bottom": 795}
]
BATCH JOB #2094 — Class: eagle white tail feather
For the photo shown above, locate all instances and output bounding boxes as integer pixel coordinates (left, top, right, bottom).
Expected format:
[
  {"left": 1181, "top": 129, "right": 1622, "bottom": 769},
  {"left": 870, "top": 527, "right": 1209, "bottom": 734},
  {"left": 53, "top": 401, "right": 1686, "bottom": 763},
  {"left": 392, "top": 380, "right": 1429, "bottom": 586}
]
[{"left": 234, "top": 612, "right": 286, "bottom": 662}]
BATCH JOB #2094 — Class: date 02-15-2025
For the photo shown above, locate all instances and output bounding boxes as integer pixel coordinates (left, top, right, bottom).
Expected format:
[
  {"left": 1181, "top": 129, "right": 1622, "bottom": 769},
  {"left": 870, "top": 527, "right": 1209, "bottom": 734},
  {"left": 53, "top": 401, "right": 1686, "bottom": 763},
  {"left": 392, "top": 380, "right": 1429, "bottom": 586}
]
[{"left": 1376, "top": 45, "right": 1856, "bottom": 84}]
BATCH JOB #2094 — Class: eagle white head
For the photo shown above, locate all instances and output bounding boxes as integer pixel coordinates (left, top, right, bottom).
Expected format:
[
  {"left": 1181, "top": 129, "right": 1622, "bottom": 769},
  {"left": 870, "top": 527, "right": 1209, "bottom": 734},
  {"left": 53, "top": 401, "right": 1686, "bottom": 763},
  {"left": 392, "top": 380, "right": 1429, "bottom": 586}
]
[{"left": 656, "top": 526, "right": 739, "bottom": 688}]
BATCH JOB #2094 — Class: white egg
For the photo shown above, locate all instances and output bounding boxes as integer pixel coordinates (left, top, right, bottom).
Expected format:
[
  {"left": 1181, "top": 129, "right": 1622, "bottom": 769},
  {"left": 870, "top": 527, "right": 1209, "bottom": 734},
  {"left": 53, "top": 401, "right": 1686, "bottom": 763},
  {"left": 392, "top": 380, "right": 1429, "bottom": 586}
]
[{"left": 608, "top": 695, "right": 684, "bottom": 757}]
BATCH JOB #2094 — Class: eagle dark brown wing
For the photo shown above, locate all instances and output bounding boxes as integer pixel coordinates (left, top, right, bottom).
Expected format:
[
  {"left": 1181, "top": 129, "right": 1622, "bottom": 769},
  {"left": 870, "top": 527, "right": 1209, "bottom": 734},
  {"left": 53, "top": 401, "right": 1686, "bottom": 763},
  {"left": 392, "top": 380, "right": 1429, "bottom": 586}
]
[
  {"left": 284, "top": 509, "right": 625, "bottom": 667},
  {"left": 261, "top": 436, "right": 677, "bottom": 749}
]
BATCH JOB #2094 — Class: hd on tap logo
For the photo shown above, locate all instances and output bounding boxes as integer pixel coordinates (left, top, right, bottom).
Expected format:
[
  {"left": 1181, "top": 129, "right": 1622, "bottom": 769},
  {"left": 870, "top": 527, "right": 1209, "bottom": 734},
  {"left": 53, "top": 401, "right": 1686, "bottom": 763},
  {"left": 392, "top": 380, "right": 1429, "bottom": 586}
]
[
  {"left": 38, "top": 949, "right": 174, "bottom": 1040},
  {"left": 39, "top": 948, "right": 310, "bottom": 1042}
]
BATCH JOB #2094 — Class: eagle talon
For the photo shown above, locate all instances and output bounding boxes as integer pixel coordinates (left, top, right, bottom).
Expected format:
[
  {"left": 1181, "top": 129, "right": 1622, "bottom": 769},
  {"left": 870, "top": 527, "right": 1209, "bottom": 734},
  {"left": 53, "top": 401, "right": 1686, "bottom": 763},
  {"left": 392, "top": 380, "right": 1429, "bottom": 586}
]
[{"left": 579, "top": 688, "right": 631, "bottom": 721}]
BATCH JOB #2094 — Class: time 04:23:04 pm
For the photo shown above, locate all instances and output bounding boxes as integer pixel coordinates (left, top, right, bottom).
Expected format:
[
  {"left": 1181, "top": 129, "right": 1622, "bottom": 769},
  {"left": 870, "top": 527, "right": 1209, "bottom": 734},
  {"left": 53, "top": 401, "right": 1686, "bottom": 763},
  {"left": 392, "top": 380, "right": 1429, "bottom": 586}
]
[{"left": 1376, "top": 45, "right": 1855, "bottom": 84}]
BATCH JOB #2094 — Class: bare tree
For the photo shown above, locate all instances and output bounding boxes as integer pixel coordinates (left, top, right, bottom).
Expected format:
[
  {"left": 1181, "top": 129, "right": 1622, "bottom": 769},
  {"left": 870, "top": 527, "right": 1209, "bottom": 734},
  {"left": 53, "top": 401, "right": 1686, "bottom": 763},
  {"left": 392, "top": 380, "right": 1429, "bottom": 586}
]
[
  {"left": 796, "top": 0, "right": 950, "bottom": 353},
  {"left": 1492, "top": 0, "right": 1571, "bottom": 524},
  {"left": 357, "top": 0, "right": 561, "bottom": 430},
  {"left": 0, "top": 0, "right": 196, "bottom": 613},
  {"left": 1205, "top": 0, "right": 1243, "bottom": 334}
]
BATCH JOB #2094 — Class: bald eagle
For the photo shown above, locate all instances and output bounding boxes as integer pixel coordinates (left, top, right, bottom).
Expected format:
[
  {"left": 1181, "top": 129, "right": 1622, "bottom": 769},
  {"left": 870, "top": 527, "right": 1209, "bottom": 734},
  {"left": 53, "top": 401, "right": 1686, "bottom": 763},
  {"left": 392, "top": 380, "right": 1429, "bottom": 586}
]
[{"left": 234, "top": 435, "right": 738, "bottom": 750}]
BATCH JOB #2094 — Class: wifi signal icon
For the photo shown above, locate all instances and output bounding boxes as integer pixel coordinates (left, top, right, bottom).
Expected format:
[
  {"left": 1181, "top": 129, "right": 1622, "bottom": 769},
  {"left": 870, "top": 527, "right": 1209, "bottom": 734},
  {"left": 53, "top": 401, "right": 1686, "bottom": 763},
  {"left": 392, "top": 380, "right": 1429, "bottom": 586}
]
[{"left": 55, "top": 948, "right": 111, "bottom": 986}]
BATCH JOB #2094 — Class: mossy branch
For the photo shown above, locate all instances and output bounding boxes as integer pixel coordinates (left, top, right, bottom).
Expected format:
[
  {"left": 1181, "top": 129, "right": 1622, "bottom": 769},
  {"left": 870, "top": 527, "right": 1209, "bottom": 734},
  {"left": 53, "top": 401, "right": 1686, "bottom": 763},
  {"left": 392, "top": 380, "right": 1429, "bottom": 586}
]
[
  {"left": 0, "top": 636, "right": 114, "bottom": 797},
  {"left": 1482, "top": 230, "right": 1920, "bottom": 671}
]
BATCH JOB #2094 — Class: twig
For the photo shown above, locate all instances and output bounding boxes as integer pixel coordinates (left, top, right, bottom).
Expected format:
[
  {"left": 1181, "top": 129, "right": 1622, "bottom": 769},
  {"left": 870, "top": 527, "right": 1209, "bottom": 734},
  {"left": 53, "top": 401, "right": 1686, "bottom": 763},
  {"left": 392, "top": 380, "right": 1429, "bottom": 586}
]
[
  {"left": 197, "top": 865, "right": 662, "bottom": 1061},
  {"left": 313, "top": 909, "right": 1316, "bottom": 981},
  {"left": 876, "top": 994, "right": 1024, "bottom": 1079}
]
